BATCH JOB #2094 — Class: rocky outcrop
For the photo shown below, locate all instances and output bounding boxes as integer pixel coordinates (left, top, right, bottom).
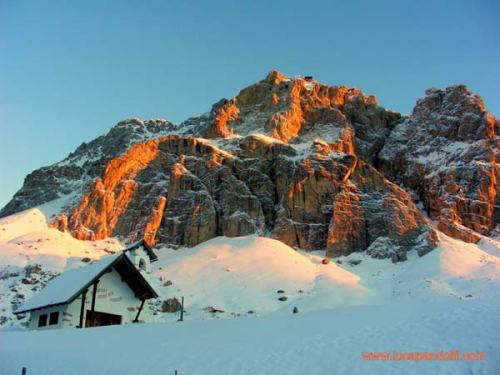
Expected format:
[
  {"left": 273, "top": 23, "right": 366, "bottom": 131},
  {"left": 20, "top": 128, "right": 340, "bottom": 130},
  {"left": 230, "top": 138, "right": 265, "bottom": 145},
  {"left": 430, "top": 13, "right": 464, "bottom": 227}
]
[
  {"left": 272, "top": 152, "right": 437, "bottom": 257},
  {"left": 56, "top": 139, "right": 165, "bottom": 240},
  {"left": 379, "top": 85, "right": 499, "bottom": 242}
]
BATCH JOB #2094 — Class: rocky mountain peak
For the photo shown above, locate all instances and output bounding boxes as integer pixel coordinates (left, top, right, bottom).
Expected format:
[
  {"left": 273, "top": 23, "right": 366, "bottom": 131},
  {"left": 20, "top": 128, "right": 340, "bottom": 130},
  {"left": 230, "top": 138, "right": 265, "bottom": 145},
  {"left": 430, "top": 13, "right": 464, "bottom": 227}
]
[
  {"left": 379, "top": 84, "right": 499, "bottom": 243},
  {"left": 2, "top": 72, "right": 498, "bottom": 262},
  {"left": 416, "top": 84, "right": 497, "bottom": 141},
  {"left": 197, "top": 71, "right": 400, "bottom": 164},
  {"left": 264, "top": 69, "right": 289, "bottom": 85}
]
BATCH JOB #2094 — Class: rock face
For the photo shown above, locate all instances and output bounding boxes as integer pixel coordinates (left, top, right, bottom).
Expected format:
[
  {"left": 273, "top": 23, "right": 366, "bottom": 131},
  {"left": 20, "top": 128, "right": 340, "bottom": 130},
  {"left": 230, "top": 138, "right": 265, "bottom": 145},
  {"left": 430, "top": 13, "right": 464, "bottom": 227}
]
[
  {"left": 379, "top": 85, "right": 499, "bottom": 242},
  {"left": 50, "top": 134, "right": 436, "bottom": 260},
  {"left": 8, "top": 71, "right": 498, "bottom": 260}
]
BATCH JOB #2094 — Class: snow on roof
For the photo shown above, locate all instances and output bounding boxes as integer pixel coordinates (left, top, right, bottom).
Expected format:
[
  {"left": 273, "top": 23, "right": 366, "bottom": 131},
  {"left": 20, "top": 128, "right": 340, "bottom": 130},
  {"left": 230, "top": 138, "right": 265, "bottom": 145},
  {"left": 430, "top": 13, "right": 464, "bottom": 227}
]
[
  {"left": 15, "top": 253, "right": 122, "bottom": 314},
  {"left": 123, "top": 239, "right": 157, "bottom": 262}
]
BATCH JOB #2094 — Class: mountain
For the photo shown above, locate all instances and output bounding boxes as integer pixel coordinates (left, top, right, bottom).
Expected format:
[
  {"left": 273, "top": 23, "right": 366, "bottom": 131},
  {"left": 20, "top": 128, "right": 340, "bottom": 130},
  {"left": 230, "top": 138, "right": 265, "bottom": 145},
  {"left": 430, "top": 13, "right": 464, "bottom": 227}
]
[
  {"left": 1, "top": 71, "right": 498, "bottom": 262},
  {"left": 1, "top": 72, "right": 500, "bottom": 374}
]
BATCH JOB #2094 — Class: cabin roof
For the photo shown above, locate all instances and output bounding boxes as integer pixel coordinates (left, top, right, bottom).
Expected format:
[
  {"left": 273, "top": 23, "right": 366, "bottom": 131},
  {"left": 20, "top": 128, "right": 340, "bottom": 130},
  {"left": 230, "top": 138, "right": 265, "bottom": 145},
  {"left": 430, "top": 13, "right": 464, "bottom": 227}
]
[
  {"left": 15, "top": 252, "right": 158, "bottom": 314},
  {"left": 122, "top": 239, "right": 158, "bottom": 262}
]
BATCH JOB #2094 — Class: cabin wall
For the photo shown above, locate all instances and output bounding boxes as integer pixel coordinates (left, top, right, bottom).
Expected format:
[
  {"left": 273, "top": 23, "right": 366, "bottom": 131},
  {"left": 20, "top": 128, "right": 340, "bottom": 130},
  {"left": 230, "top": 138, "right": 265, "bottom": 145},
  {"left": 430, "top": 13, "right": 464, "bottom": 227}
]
[
  {"left": 63, "top": 267, "right": 154, "bottom": 328},
  {"left": 29, "top": 305, "right": 67, "bottom": 330}
]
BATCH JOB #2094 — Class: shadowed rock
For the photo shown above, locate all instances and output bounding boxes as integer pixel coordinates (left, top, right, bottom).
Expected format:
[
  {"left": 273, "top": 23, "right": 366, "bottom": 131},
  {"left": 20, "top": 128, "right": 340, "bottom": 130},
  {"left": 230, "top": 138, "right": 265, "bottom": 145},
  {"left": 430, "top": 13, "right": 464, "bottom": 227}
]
[{"left": 379, "top": 85, "right": 499, "bottom": 242}]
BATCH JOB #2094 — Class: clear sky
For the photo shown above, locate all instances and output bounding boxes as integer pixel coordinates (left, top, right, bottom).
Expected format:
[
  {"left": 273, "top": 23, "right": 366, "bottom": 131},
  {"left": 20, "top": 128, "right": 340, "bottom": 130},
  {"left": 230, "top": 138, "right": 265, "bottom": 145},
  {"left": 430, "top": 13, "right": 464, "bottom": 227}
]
[{"left": 1, "top": 0, "right": 499, "bottom": 209}]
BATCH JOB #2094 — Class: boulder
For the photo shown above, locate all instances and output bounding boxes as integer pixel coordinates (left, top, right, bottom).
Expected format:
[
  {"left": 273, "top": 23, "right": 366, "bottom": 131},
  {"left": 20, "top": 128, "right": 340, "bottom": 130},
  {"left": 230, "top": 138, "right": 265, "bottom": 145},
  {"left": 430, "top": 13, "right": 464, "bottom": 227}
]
[{"left": 161, "top": 298, "right": 182, "bottom": 313}]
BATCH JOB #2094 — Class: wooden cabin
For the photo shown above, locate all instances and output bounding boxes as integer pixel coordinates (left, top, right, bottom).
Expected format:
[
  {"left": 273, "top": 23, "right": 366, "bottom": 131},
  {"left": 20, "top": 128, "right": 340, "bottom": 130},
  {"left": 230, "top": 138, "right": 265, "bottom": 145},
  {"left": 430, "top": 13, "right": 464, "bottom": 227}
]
[{"left": 15, "top": 240, "right": 158, "bottom": 330}]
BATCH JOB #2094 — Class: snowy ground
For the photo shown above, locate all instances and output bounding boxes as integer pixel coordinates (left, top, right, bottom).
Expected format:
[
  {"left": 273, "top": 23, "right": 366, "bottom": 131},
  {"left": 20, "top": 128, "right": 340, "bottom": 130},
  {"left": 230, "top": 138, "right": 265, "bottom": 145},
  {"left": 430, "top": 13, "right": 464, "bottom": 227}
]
[{"left": 0, "top": 205, "right": 499, "bottom": 374}]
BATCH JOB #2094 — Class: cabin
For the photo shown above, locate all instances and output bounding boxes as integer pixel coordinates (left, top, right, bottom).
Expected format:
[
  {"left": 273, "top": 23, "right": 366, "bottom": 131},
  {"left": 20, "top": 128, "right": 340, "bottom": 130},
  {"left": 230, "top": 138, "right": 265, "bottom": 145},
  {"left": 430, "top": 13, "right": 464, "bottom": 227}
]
[
  {"left": 304, "top": 76, "right": 314, "bottom": 82},
  {"left": 14, "top": 240, "right": 159, "bottom": 330}
]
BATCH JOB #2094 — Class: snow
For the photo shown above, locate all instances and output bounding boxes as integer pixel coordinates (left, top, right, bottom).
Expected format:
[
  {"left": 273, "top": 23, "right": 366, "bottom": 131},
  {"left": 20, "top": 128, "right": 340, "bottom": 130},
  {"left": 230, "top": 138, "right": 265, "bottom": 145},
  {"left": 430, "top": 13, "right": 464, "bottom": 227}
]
[
  {"left": 15, "top": 252, "right": 121, "bottom": 313},
  {"left": 0, "top": 204, "right": 122, "bottom": 271},
  {"left": 249, "top": 133, "right": 283, "bottom": 145},
  {"left": 2, "top": 257, "right": 499, "bottom": 374},
  {"left": 414, "top": 141, "right": 471, "bottom": 165},
  {"left": 1, "top": 206, "right": 500, "bottom": 374},
  {"left": 152, "top": 236, "right": 374, "bottom": 320},
  {"left": 304, "top": 82, "right": 315, "bottom": 90}
]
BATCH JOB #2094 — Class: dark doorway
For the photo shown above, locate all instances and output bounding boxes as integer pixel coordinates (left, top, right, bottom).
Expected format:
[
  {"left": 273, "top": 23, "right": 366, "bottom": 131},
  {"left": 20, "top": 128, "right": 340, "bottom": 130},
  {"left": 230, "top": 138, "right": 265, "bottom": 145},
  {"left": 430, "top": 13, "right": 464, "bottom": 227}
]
[{"left": 85, "top": 310, "right": 122, "bottom": 327}]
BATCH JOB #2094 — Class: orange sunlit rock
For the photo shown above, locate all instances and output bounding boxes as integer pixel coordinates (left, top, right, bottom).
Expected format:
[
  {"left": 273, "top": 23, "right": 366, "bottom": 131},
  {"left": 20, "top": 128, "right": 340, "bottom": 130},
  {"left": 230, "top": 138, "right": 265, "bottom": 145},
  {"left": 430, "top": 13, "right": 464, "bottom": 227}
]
[
  {"left": 143, "top": 196, "right": 167, "bottom": 246},
  {"left": 64, "top": 139, "right": 164, "bottom": 241}
]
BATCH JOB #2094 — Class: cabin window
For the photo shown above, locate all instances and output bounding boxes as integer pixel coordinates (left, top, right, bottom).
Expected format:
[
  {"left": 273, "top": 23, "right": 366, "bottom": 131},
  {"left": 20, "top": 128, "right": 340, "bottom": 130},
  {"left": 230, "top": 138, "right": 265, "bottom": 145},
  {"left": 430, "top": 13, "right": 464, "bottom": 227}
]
[
  {"left": 38, "top": 314, "right": 47, "bottom": 327},
  {"left": 49, "top": 312, "right": 59, "bottom": 325},
  {"left": 138, "top": 258, "right": 147, "bottom": 271}
]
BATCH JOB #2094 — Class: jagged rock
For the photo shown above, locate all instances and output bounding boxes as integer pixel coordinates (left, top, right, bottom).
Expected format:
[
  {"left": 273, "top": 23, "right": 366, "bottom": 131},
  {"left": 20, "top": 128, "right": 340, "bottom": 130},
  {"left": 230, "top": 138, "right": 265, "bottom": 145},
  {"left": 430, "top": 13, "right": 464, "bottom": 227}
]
[
  {"left": 24, "top": 264, "right": 41, "bottom": 277},
  {"left": 273, "top": 152, "right": 437, "bottom": 258},
  {"left": 347, "top": 259, "right": 362, "bottom": 266},
  {"left": 205, "top": 306, "right": 224, "bottom": 313},
  {"left": 366, "top": 237, "right": 405, "bottom": 262},
  {"left": 379, "top": 85, "right": 499, "bottom": 242},
  {"left": 199, "top": 70, "right": 401, "bottom": 161},
  {"left": 161, "top": 298, "right": 182, "bottom": 313},
  {"left": 1, "top": 71, "right": 446, "bottom": 260}
]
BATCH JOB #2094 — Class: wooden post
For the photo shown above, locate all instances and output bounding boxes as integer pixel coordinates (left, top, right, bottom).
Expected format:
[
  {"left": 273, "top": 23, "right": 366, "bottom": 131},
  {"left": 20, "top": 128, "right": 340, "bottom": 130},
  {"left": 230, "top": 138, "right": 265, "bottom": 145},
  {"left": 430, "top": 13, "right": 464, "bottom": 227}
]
[
  {"left": 91, "top": 280, "right": 99, "bottom": 312},
  {"left": 21, "top": 367, "right": 26, "bottom": 375},
  {"left": 78, "top": 290, "right": 87, "bottom": 328},
  {"left": 174, "top": 370, "right": 178, "bottom": 375},
  {"left": 133, "top": 299, "right": 145, "bottom": 323},
  {"left": 178, "top": 297, "right": 184, "bottom": 322}
]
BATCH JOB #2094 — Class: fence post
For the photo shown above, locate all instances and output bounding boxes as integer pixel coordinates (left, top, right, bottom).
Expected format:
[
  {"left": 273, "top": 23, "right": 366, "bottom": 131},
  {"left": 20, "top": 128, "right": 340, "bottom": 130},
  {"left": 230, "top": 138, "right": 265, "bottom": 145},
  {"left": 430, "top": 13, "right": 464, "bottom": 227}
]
[
  {"left": 22, "top": 367, "right": 27, "bottom": 375},
  {"left": 174, "top": 369, "right": 178, "bottom": 375},
  {"left": 178, "top": 297, "right": 184, "bottom": 322}
]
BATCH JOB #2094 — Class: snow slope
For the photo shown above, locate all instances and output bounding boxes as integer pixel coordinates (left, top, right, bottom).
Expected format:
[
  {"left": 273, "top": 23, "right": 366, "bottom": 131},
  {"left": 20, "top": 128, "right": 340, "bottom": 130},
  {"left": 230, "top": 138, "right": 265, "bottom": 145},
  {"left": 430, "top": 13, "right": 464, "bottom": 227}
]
[
  {"left": 0, "top": 204, "right": 122, "bottom": 327},
  {"left": 0, "top": 202, "right": 122, "bottom": 270},
  {"left": 151, "top": 235, "right": 376, "bottom": 321},
  {"left": 0, "top": 203, "right": 499, "bottom": 374}
]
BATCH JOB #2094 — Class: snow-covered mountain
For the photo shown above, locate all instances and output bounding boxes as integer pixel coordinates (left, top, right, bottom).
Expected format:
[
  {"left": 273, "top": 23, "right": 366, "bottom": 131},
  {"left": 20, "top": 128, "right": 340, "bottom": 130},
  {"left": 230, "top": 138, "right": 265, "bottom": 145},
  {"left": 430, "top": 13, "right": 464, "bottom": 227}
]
[
  {"left": 2, "top": 72, "right": 497, "bottom": 259},
  {"left": 0, "top": 71, "right": 499, "bottom": 374}
]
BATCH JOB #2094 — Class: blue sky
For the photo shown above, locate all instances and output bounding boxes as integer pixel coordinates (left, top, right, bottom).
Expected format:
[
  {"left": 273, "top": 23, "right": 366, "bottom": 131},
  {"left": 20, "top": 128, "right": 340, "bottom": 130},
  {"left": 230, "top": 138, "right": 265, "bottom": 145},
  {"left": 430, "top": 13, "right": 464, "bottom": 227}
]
[{"left": 1, "top": 0, "right": 499, "bottom": 209}]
